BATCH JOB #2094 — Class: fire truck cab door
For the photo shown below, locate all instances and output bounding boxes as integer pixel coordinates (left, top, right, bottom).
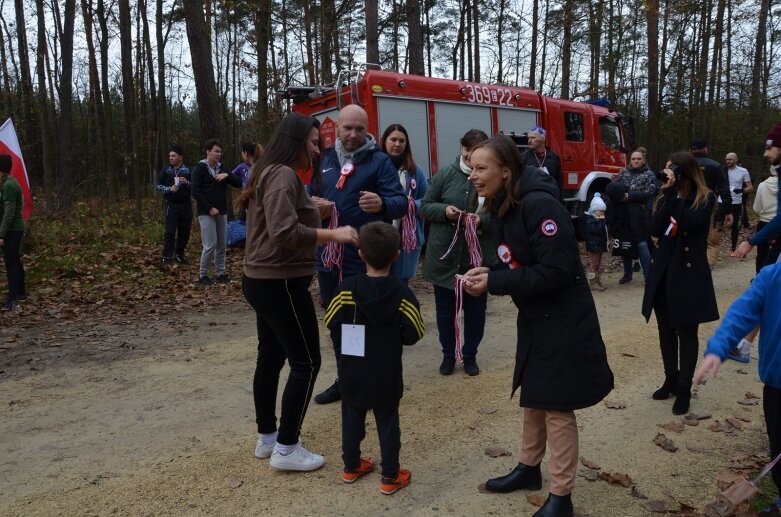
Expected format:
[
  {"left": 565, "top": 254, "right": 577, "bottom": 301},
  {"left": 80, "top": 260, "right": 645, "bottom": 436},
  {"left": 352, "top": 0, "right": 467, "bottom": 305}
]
[{"left": 549, "top": 102, "right": 592, "bottom": 192}]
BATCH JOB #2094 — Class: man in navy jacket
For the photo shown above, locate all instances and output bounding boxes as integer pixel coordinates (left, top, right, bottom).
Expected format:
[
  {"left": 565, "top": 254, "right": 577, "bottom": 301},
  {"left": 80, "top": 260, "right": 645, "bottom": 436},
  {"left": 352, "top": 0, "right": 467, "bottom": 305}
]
[{"left": 311, "top": 104, "right": 407, "bottom": 404}]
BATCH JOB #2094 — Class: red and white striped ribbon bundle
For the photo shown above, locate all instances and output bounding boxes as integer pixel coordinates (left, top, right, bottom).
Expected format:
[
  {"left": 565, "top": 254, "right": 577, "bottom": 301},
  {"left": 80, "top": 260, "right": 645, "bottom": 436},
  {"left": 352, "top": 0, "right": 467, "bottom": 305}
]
[
  {"left": 439, "top": 212, "right": 482, "bottom": 268},
  {"left": 322, "top": 206, "right": 344, "bottom": 282},
  {"left": 453, "top": 274, "right": 467, "bottom": 363},
  {"left": 401, "top": 196, "right": 417, "bottom": 252}
]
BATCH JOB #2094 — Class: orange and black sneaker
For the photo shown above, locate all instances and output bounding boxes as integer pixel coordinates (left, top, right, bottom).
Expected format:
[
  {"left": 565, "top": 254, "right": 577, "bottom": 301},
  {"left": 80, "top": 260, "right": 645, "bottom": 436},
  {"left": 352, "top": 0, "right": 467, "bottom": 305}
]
[
  {"left": 341, "top": 457, "right": 375, "bottom": 483},
  {"left": 379, "top": 468, "right": 411, "bottom": 495}
]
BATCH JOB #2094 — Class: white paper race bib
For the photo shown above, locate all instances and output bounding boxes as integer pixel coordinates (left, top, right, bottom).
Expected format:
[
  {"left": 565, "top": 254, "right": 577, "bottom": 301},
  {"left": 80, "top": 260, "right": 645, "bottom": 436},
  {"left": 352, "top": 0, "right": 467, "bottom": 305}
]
[{"left": 341, "top": 324, "right": 366, "bottom": 357}]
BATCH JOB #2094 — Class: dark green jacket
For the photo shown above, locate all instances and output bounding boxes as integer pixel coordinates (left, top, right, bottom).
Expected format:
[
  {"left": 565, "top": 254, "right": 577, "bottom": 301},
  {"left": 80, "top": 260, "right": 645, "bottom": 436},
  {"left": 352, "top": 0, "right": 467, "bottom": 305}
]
[
  {"left": 420, "top": 159, "right": 496, "bottom": 289},
  {"left": 0, "top": 176, "right": 24, "bottom": 238}
]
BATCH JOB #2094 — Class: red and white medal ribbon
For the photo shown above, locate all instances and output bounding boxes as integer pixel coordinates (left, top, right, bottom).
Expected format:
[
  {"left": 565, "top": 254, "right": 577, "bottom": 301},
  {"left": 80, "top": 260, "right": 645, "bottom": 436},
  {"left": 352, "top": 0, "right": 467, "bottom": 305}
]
[
  {"left": 453, "top": 274, "right": 468, "bottom": 363},
  {"left": 336, "top": 163, "right": 354, "bottom": 189},
  {"left": 439, "top": 212, "right": 482, "bottom": 267},
  {"left": 664, "top": 216, "right": 678, "bottom": 238},
  {"left": 322, "top": 206, "right": 344, "bottom": 282},
  {"left": 401, "top": 178, "right": 417, "bottom": 252}
]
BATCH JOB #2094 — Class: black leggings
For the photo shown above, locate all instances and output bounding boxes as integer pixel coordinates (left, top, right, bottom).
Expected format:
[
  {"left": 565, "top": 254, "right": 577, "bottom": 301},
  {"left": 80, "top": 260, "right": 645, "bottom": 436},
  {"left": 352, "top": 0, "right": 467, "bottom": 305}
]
[
  {"left": 764, "top": 385, "right": 781, "bottom": 494},
  {"left": 2, "top": 230, "right": 24, "bottom": 298},
  {"left": 243, "top": 275, "right": 321, "bottom": 445},
  {"left": 653, "top": 282, "right": 699, "bottom": 389}
]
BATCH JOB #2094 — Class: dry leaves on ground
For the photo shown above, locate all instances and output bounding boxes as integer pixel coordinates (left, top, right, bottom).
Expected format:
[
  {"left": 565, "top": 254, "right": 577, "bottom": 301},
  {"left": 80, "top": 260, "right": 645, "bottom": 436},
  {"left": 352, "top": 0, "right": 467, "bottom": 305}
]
[
  {"left": 652, "top": 432, "right": 678, "bottom": 452},
  {"left": 226, "top": 475, "right": 243, "bottom": 489},
  {"left": 686, "top": 413, "right": 712, "bottom": 421},
  {"left": 604, "top": 400, "right": 627, "bottom": 409},
  {"left": 579, "top": 457, "right": 601, "bottom": 470},
  {"left": 657, "top": 421, "right": 685, "bottom": 433},
  {"left": 526, "top": 493, "right": 546, "bottom": 507},
  {"left": 484, "top": 447, "right": 512, "bottom": 458},
  {"left": 597, "top": 471, "right": 633, "bottom": 487}
]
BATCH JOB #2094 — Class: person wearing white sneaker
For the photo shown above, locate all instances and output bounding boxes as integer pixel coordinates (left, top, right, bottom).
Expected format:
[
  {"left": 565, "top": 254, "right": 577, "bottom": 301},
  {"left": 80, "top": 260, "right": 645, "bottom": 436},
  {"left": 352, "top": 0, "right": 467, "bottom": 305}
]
[
  {"left": 240, "top": 114, "right": 358, "bottom": 471},
  {"left": 270, "top": 441, "right": 325, "bottom": 471}
]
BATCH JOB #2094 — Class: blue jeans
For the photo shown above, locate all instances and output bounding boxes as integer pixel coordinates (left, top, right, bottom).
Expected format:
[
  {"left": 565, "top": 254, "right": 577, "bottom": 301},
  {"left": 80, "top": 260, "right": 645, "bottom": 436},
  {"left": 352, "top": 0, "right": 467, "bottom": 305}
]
[
  {"left": 623, "top": 240, "right": 650, "bottom": 281},
  {"left": 433, "top": 284, "right": 487, "bottom": 358}
]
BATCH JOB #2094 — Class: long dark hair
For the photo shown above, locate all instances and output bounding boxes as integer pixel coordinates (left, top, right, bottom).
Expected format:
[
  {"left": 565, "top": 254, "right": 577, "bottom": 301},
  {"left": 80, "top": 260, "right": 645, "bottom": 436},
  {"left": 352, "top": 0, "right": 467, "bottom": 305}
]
[
  {"left": 470, "top": 136, "right": 525, "bottom": 218},
  {"left": 238, "top": 113, "right": 320, "bottom": 208},
  {"left": 667, "top": 151, "right": 711, "bottom": 209},
  {"left": 241, "top": 141, "right": 264, "bottom": 163},
  {"left": 380, "top": 123, "right": 416, "bottom": 173}
]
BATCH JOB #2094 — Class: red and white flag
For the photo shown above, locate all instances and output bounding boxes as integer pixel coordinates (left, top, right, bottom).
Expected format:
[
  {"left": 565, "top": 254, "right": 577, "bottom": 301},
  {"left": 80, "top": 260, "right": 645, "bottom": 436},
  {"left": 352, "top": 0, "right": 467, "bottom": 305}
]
[{"left": 0, "top": 118, "right": 33, "bottom": 221}]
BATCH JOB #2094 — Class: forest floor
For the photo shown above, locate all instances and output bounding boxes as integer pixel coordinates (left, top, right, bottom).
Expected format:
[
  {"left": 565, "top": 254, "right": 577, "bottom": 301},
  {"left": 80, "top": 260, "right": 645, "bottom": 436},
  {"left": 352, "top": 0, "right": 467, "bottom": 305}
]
[{"left": 0, "top": 230, "right": 778, "bottom": 516}]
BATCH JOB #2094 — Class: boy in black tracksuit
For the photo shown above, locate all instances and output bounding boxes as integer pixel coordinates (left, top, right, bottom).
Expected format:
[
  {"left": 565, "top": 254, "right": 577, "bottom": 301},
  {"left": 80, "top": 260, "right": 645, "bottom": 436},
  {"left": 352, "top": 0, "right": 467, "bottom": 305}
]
[
  {"left": 324, "top": 222, "right": 424, "bottom": 495},
  {"left": 155, "top": 144, "right": 192, "bottom": 265}
]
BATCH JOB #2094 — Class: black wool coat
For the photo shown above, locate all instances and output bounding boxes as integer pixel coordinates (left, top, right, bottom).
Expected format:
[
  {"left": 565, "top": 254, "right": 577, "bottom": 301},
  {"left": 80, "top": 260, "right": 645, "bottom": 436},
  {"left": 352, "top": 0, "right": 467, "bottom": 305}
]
[
  {"left": 641, "top": 188, "right": 719, "bottom": 328},
  {"left": 487, "top": 167, "right": 614, "bottom": 411}
]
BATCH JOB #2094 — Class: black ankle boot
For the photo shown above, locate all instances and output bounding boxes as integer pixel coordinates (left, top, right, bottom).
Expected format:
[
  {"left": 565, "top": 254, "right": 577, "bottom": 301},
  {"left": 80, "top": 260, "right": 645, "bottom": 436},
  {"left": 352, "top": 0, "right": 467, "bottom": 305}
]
[
  {"left": 485, "top": 463, "right": 542, "bottom": 493},
  {"left": 652, "top": 375, "right": 677, "bottom": 400},
  {"left": 532, "top": 493, "right": 574, "bottom": 517},
  {"left": 672, "top": 386, "right": 691, "bottom": 415}
]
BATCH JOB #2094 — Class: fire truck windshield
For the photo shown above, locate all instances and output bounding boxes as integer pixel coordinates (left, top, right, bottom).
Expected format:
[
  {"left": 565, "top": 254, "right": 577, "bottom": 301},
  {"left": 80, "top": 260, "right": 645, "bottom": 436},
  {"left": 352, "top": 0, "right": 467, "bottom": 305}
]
[{"left": 599, "top": 117, "right": 621, "bottom": 150}]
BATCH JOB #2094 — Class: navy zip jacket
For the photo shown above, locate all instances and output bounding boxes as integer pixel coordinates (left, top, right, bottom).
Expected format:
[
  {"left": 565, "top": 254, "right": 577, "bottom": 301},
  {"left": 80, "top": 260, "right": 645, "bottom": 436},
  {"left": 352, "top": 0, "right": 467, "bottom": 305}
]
[
  {"left": 312, "top": 143, "right": 406, "bottom": 274},
  {"left": 155, "top": 165, "right": 192, "bottom": 204}
]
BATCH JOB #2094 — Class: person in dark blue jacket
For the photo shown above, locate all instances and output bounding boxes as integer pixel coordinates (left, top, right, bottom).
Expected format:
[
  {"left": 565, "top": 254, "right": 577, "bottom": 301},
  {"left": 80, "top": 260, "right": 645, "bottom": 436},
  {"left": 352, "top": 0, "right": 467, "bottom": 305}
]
[
  {"left": 311, "top": 104, "right": 407, "bottom": 405},
  {"left": 155, "top": 144, "right": 192, "bottom": 267}
]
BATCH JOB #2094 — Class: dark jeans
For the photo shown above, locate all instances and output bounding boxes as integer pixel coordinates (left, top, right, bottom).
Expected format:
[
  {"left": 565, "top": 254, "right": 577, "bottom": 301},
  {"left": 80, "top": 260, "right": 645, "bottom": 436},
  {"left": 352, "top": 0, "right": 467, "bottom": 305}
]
[
  {"left": 2, "top": 230, "right": 25, "bottom": 299},
  {"left": 162, "top": 202, "right": 192, "bottom": 258},
  {"left": 717, "top": 203, "right": 743, "bottom": 251},
  {"left": 433, "top": 284, "right": 487, "bottom": 358},
  {"left": 653, "top": 282, "right": 699, "bottom": 389},
  {"left": 243, "top": 275, "right": 321, "bottom": 445},
  {"left": 764, "top": 384, "right": 781, "bottom": 494},
  {"left": 342, "top": 400, "right": 400, "bottom": 478}
]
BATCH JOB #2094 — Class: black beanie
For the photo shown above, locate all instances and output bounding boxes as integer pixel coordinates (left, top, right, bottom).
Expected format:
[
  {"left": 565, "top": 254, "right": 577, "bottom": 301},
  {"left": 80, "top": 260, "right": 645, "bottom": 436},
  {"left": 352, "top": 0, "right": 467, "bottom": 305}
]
[{"left": 0, "top": 154, "right": 11, "bottom": 174}]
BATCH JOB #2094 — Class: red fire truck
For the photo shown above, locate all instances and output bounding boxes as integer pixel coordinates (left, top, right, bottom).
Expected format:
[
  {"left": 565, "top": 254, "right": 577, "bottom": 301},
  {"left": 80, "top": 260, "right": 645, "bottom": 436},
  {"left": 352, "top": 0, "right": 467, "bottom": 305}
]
[{"left": 280, "top": 65, "right": 636, "bottom": 230}]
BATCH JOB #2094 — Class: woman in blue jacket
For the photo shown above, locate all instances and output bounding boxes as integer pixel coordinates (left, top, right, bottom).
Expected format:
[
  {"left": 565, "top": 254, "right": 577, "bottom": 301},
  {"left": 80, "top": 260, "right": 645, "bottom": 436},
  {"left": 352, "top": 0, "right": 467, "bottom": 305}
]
[{"left": 380, "top": 124, "right": 428, "bottom": 284}]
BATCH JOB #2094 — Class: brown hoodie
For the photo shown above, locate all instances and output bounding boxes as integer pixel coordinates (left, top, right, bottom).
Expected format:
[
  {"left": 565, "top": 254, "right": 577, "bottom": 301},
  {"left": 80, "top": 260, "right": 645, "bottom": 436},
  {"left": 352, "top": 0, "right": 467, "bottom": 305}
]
[{"left": 244, "top": 164, "right": 319, "bottom": 279}]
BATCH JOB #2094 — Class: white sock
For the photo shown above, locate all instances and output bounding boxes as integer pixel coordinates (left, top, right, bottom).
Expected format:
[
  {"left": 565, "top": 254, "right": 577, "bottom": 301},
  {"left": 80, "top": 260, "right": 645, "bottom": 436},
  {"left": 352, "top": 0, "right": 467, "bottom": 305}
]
[
  {"left": 738, "top": 338, "right": 752, "bottom": 355},
  {"left": 260, "top": 431, "right": 278, "bottom": 446},
  {"left": 274, "top": 441, "right": 298, "bottom": 455}
]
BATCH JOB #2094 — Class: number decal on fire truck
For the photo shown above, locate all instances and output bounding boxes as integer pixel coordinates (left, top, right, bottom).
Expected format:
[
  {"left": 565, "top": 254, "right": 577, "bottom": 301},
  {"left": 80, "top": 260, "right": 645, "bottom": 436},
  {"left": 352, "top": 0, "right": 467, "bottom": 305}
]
[{"left": 464, "top": 84, "right": 514, "bottom": 107}]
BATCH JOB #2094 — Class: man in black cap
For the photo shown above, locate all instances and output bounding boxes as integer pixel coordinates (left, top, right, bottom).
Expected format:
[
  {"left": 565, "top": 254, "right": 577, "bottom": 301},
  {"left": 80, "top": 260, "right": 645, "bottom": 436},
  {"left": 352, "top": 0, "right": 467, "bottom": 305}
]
[
  {"left": 155, "top": 144, "right": 192, "bottom": 267},
  {"left": 691, "top": 138, "right": 732, "bottom": 268},
  {"left": 0, "top": 154, "right": 26, "bottom": 311}
]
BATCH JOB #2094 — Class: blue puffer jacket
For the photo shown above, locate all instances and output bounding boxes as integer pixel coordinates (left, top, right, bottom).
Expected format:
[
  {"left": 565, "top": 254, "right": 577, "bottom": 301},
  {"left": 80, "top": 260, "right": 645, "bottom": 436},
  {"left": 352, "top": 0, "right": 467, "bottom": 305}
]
[{"left": 312, "top": 141, "right": 407, "bottom": 275}]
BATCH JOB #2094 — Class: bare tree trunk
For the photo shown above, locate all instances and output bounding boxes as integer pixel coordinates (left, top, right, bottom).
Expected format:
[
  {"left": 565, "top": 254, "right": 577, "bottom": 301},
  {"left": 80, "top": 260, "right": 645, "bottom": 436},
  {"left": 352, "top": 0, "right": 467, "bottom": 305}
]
[
  {"left": 57, "top": 0, "right": 76, "bottom": 210},
  {"left": 407, "top": 0, "right": 424, "bottom": 75},
  {"left": 588, "top": 0, "right": 604, "bottom": 97},
  {"left": 365, "top": 0, "right": 379, "bottom": 64},
  {"left": 156, "top": 0, "right": 169, "bottom": 158},
  {"left": 392, "top": 1, "right": 400, "bottom": 70},
  {"left": 35, "top": 0, "right": 55, "bottom": 194},
  {"left": 255, "top": 0, "right": 272, "bottom": 141},
  {"left": 182, "top": 0, "right": 223, "bottom": 140},
  {"left": 141, "top": 0, "right": 159, "bottom": 172},
  {"left": 13, "top": 0, "right": 35, "bottom": 171},
  {"left": 97, "top": 0, "right": 117, "bottom": 199},
  {"left": 496, "top": 0, "right": 505, "bottom": 83},
  {"left": 81, "top": 0, "right": 106, "bottom": 198},
  {"left": 539, "top": 0, "right": 549, "bottom": 92},
  {"left": 750, "top": 0, "right": 769, "bottom": 109},
  {"left": 321, "top": 0, "right": 336, "bottom": 84},
  {"left": 529, "top": 0, "right": 538, "bottom": 89},
  {"left": 118, "top": 0, "right": 137, "bottom": 212},
  {"left": 646, "top": 0, "right": 661, "bottom": 167},
  {"left": 472, "top": 0, "right": 480, "bottom": 82},
  {"left": 708, "top": 0, "right": 726, "bottom": 105},
  {"left": 425, "top": 0, "right": 432, "bottom": 75},
  {"left": 0, "top": 19, "right": 11, "bottom": 115},
  {"left": 466, "top": 0, "right": 473, "bottom": 81},
  {"left": 302, "top": 0, "right": 316, "bottom": 83},
  {"left": 560, "top": 0, "right": 573, "bottom": 99}
]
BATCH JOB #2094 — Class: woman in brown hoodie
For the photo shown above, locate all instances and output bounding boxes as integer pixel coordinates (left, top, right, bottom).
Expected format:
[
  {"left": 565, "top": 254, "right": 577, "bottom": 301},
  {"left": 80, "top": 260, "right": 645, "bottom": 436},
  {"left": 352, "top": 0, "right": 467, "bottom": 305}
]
[{"left": 239, "top": 113, "right": 358, "bottom": 472}]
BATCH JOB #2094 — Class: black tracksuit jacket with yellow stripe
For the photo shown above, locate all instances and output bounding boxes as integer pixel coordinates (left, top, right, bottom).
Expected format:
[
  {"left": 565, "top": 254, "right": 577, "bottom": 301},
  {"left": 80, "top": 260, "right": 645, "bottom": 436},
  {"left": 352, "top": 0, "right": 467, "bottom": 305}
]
[{"left": 325, "top": 273, "right": 424, "bottom": 408}]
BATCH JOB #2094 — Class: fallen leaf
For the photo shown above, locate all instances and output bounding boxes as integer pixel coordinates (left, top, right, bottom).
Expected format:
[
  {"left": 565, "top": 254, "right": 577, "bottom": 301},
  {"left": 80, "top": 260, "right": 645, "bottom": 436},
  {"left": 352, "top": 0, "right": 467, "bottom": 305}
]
[
  {"left": 683, "top": 418, "right": 699, "bottom": 426},
  {"left": 715, "top": 470, "right": 745, "bottom": 490},
  {"left": 579, "top": 457, "right": 601, "bottom": 470},
  {"left": 597, "top": 471, "right": 633, "bottom": 487},
  {"left": 631, "top": 486, "right": 648, "bottom": 500},
  {"left": 226, "top": 475, "right": 243, "bottom": 489},
  {"left": 484, "top": 447, "right": 512, "bottom": 458},
  {"left": 526, "top": 493, "right": 546, "bottom": 507},
  {"left": 702, "top": 499, "right": 735, "bottom": 517},
  {"left": 744, "top": 392, "right": 760, "bottom": 399},
  {"left": 657, "top": 421, "right": 685, "bottom": 433},
  {"left": 686, "top": 412, "right": 712, "bottom": 420},
  {"left": 725, "top": 418, "right": 743, "bottom": 430},
  {"left": 652, "top": 432, "right": 678, "bottom": 452},
  {"left": 604, "top": 400, "right": 627, "bottom": 409},
  {"left": 621, "top": 353, "right": 637, "bottom": 357},
  {"left": 709, "top": 421, "right": 731, "bottom": 433},
  {"left": 737, "top": 398, "right": 759, "bottom": 406},
  {"left": 644, "top": 499, "right": 679, "bottom": 513},
  {"left": 736, "top": 369, "right": 749, "bottom": 375},
  {"left": 579, "top": 468, "right": 599, "bottom": 481},
  {"left": 732, "top": 415, "right": 751, "bottom": 423},
  {"left": 479, "top": 407, "right": 498, "bottom": 415}
]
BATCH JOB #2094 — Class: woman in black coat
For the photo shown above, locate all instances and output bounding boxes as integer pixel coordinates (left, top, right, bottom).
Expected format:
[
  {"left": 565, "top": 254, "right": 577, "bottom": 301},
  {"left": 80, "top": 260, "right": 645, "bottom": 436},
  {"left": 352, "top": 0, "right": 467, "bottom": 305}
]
[
  {"left": 642, "top": 151, "right": 719, "bottom": 415},
  {"left": 463, "top": 136, "right": 613, "bottom": 517}
]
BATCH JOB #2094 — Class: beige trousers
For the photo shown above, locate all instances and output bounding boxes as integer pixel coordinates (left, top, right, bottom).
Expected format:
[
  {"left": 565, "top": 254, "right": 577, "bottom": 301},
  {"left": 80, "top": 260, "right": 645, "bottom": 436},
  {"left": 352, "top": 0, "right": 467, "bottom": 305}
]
[{"left": 519, "top": 408, "right": 579, "bottom": 496}]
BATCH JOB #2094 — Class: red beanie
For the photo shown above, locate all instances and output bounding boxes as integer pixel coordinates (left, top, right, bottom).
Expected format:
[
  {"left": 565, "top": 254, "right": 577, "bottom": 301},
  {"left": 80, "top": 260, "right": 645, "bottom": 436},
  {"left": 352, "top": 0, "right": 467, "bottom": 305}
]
[{"left": 766, "top": 123, "right": 781, "bottom": 148}]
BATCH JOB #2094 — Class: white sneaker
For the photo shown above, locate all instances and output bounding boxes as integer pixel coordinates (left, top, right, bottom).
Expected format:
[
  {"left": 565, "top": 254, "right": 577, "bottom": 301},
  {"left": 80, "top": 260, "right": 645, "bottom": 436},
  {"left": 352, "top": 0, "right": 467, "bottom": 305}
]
[
  {"left": 738, "top": 338, "right": 753, "bottom": 355},
  {"left": 255, "top": 437, "right": 275, "bottom": 459},
  {"left": 270, "top": 443, "right": 325, "bottom": 471}
]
